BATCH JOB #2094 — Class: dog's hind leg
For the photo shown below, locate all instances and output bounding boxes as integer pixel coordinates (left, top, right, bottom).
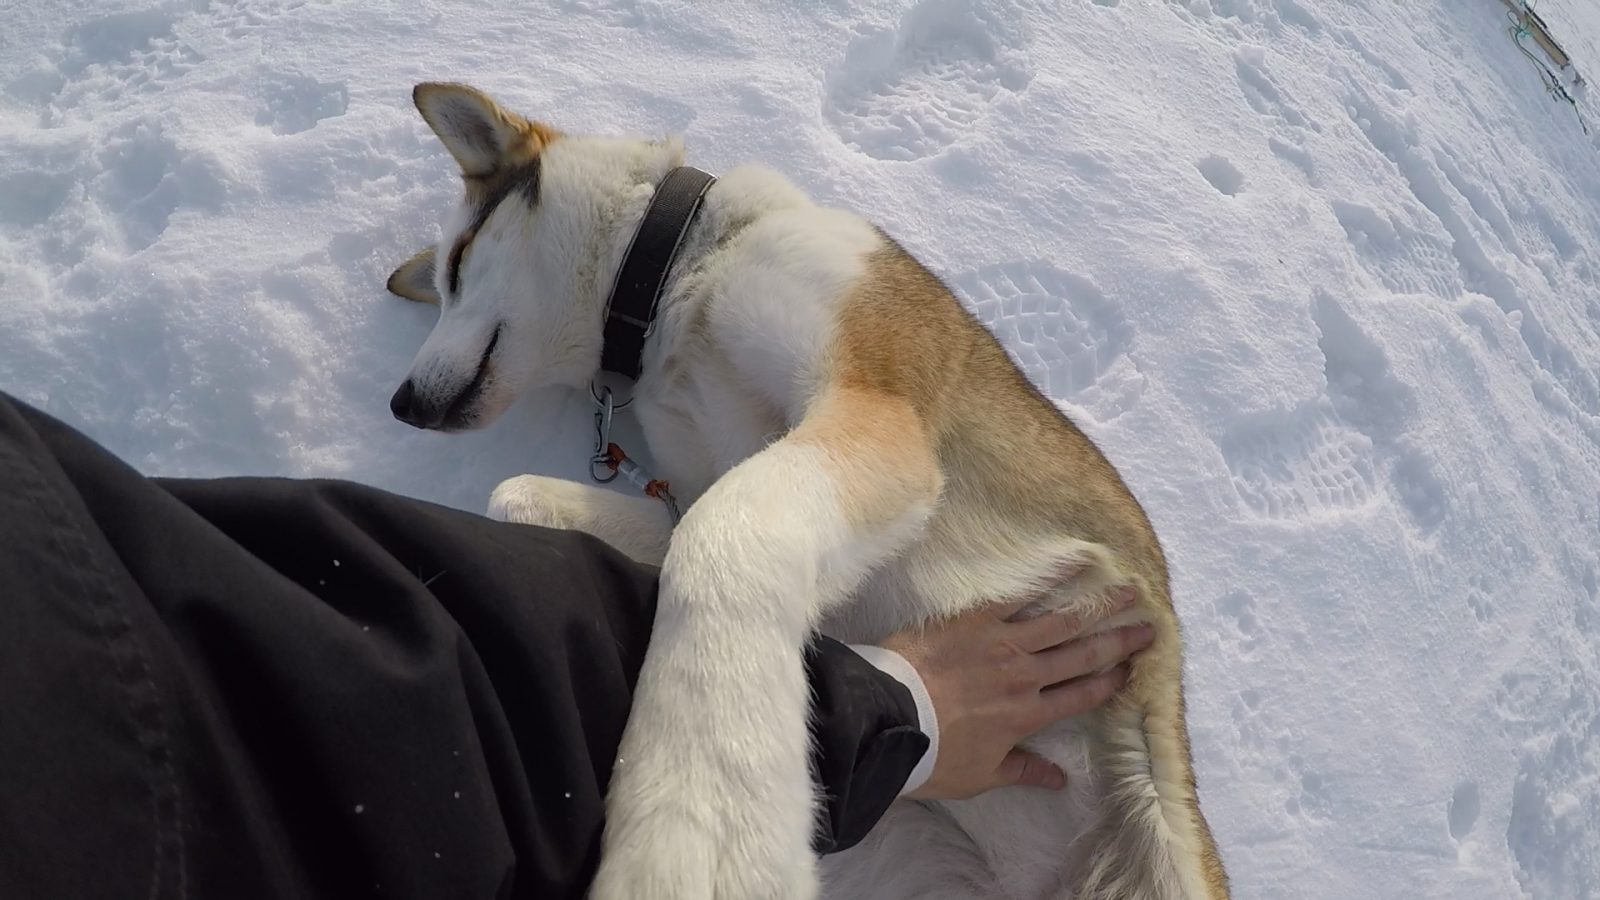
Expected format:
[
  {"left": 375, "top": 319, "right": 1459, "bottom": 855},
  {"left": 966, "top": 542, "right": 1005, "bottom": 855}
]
[{"left": 488, "top": 474, "right": 673, "bottom": 566}]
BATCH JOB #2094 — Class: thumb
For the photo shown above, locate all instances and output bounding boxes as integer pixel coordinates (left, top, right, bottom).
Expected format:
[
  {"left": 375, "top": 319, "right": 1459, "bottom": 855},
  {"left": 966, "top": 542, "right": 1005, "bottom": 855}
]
[{"left": 994, "top": 749, "right": 1067, "bottom": 791}]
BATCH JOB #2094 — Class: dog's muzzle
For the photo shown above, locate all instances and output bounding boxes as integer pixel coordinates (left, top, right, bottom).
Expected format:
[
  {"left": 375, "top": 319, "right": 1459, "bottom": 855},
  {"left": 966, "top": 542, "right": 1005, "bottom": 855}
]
[{"left": 391, "top": 326, "right": 502, "bottom": 431}]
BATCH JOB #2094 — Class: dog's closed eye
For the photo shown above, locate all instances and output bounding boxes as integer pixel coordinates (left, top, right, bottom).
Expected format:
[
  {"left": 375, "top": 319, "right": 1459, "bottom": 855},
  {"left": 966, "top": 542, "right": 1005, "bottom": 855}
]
[{"left": 446, "top": 229, "right": 477, "bottom": 299}]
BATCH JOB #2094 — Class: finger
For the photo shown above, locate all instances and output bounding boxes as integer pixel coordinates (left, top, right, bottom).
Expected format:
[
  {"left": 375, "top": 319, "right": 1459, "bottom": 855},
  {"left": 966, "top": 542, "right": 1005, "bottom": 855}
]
[
  {"left": 1009, "top": 607, "right": 1086, "bottom": 653},
  {"left": 986, "top": 597, "right": 1039, "bottom": 622},
  {"left": 1010, "top": 585, "right": 1139, "bottom": 653},
  {"left": 1036, "top": 624, "right": 1153, "bottom": 686},
  {"left": 991, "top": 562, "right": 1093, "bottom": 620},
  {"left": 1034, "top": 665, "right": 1130, "bottom": 726},
  {"left": 993, "top": 749, "right": 1067, "bottom": 791},
  {"left": 1103, "top": 584, "right": 1138, "bottom": 609}
]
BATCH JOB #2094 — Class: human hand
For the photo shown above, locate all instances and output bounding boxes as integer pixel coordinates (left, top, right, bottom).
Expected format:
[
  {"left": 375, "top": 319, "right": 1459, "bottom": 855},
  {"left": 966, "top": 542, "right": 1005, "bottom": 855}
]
[{"left": 879, "top": 587, "right": 1153, "bottom": 800}]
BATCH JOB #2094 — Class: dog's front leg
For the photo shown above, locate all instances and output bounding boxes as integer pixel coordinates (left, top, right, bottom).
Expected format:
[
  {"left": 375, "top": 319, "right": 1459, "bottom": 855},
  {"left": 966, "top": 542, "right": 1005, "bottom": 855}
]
[{"left": 589, "top": 387, "right": 941, "bottom": 900}]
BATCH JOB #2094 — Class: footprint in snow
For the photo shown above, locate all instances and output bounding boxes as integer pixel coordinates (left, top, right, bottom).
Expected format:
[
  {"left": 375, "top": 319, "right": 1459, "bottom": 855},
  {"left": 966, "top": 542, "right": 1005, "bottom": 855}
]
[
  {"left": 1507, "top": 742, "right": 1600, "bottom": 893},
  {"left": 216, "top": 0, "right": 312, "bottom": 39},
  {"left": 1334, "top": 27, "right": 1410, "bottom": 92},
  {"left": 1280, "top": 755, "right": 1334, "bottom": 820},
  {"left": 90, "top": 121, "right": 227, "bottom": 253},
  {"left": 955, "top": 260, "right": 1145, "bottom": 421},
  {"left": 1213, "top": 589, "right": 1262, "bottom": 655},
  {"left": 1219, "top": 402, "right": 1378, "bottom": 520},
  {"left": 255, "top": 71, "right": 349, "bottom": 135},
  {"left": 1233, "top": 45, "right": 1313, "bottom": 130},
  {"left": 1231, "top": 688, "right": 1267, "bottom": 748},
  {"left": 1579, "top": 564, "right": 1599, "bottom": 634},
  {"left": 1465, "top": 574, "right": 1493, "bottom": 625},
  {"left": 1314, "top": 292, "right": 1455, "bottom": 534},
  {"left": 0, "top": 170, "right": 76, "bottom": 229},
  {"left": 1196, "top": 154, "right": 1244, "bottom": 196},
  {"left": 1448, "top": 780, "right": 1479, "bottom": 841},
  {"left": 824, "top": 0, "right": 1031, "bottom": 161},
  {"left": 1327, "top": 199, "right": 1462, "bottom": 300},
  {"left": 36, "top": 9, "right": 202, "bottom": 123},
  {"left": 1345, "top": 90, "right": 1600, "bottom": 420},
  {"left": 1268, "top": 135, "right": 1318, "bottom": 185}
]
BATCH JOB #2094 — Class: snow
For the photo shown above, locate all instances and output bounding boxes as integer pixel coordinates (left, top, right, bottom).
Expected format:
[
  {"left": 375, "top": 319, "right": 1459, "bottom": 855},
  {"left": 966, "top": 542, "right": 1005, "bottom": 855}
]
[{"left": 2, "top": 0, "right": 1598, "bottom": 897}]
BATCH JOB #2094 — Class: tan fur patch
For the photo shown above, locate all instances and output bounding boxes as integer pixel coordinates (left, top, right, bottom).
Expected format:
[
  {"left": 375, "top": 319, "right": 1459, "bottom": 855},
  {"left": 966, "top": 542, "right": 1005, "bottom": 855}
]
[
  {"left": 527, "top": 119, "right": 563, "bottom": 150},
  {"left": 460, "top": 118, "right": 559, "bottom": 203},
  {"left": 791, "top": 387, "right": 941, "bottom": 531},
  {"left": 821, "top": 232, "right": 1229, "bottom": 898}
]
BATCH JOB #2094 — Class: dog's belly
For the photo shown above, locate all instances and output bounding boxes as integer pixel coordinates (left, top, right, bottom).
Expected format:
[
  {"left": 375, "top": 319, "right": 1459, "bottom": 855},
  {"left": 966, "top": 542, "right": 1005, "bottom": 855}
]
[
  {"left": 821, "top": 718, "right": 1102, "bottom": 900},
  {"left": 940, "top": 717, "right": 1104, "bottom": 898},
  {"left": 821, "top": 555, "right": 1113, "bottom": 899}
]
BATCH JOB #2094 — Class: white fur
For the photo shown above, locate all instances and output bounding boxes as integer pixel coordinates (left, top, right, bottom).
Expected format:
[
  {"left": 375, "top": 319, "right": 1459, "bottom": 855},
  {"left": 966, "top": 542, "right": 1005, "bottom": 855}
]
[
  {"left": 488, "top": 474, "right": 671, "bottom": 566},
  {"left": 591, "top": 442, "right": 882, "bottom": 900},
  {"left": 402, "top": 127, "right": 1208, "bottom": 899},
  {"left": 397, "top": 136, "right": 683, "bottom": 425}
]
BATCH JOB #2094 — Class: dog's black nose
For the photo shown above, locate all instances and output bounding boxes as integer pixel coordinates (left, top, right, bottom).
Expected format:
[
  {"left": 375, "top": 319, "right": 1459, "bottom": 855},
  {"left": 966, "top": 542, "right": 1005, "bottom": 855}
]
[{"left": 390, "top": 380, "right": 418, "bottom": 425}]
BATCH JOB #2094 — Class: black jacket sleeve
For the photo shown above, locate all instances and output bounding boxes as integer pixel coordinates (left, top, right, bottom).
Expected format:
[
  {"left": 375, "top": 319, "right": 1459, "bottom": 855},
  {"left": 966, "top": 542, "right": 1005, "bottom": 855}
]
[
  {"left": 0, "top": 391, "right": 922, "bottom": 900},
  {"left": 806, "top": 639, "right": 929, "bottom": 854}
]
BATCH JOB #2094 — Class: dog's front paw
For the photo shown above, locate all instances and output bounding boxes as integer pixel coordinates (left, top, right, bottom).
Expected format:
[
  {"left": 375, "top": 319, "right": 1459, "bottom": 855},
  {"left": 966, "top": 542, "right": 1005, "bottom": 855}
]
[
  {"left": 487, "top": 474, "right": 582, "bottom": 528},
  {"left": 591, "top": 753, "right": 819, "bottom": 900}
]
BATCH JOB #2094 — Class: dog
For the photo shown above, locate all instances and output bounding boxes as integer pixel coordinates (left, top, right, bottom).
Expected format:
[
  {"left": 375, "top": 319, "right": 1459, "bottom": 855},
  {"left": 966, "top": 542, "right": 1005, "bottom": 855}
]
[{"left": 385, "top": 82, "right": 1228, "bottom": 900}]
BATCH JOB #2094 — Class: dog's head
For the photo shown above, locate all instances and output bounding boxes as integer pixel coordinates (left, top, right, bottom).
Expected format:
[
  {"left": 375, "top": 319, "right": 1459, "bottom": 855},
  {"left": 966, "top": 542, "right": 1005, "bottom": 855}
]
[{"left": 387, "top": 82, "right": 682, "bottom": 430}]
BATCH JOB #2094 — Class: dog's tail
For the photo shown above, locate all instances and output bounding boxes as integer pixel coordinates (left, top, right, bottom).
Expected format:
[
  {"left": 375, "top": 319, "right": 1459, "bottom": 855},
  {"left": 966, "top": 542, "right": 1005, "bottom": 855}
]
[{"left": 1072, "top": 586, "right": 1230, "bottom": 900}]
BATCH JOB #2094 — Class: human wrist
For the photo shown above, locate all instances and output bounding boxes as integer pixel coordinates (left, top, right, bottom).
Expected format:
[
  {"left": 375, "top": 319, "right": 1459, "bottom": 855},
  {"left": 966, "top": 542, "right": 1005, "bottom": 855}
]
[{"left": 848, "top": 643, "right": 939, "bottom": 795}]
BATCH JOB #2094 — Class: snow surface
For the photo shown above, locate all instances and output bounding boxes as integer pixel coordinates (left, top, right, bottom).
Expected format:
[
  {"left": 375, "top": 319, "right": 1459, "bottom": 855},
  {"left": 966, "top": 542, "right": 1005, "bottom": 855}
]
[{"left": 2, "top": 0, "right": 1599, "bottom": 897}]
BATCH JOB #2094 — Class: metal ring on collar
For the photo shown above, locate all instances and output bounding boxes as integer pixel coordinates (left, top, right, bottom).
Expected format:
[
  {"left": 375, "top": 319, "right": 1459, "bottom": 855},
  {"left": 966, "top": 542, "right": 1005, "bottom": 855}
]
[{"left": 589, "top": 379, "right": 634, "bottom": 411}]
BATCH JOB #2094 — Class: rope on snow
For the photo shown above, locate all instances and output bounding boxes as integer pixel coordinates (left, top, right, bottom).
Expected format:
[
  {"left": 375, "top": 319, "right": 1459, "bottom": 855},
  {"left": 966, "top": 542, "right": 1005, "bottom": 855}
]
[{"left": 1506, "top": 0, "right": 1589, "bottom": 135}]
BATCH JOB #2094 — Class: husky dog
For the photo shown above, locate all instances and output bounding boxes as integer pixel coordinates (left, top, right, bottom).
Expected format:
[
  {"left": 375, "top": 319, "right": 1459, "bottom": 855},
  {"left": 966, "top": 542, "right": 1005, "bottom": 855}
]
[{"left": 387, "top": 82, "right": 1228, "bottom": 900}]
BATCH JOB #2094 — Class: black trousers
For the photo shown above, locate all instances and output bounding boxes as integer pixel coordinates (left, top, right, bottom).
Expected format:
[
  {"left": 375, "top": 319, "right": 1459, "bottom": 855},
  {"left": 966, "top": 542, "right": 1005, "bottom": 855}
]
[{"left": 0, "top": 393, "right": 926, "bottom": 900}]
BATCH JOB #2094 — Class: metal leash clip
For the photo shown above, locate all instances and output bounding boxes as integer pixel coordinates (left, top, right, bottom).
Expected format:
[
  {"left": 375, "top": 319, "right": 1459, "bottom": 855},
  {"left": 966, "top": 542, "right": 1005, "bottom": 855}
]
[
  {"left": 585, "top": 381, "right": 684, "bottom": 523},
  {"left": 590, "top": 385, "right": 620, "bottom": 484}
]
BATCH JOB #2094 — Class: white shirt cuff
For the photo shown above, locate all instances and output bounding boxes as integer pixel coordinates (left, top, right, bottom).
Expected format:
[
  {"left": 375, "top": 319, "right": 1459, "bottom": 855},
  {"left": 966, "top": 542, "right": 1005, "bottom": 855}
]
[{"left": 848, "top": 644, "right": 938, "bottom": 796}]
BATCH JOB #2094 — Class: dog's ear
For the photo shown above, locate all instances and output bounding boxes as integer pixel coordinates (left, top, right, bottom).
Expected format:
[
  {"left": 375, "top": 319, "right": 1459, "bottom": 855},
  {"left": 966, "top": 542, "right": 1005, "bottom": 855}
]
[
  {"left": 387, "top": 247, "right": 440, "bottom": 305},
  {"left": 412, "top": 82, "right": 555, "bottom": 177}
]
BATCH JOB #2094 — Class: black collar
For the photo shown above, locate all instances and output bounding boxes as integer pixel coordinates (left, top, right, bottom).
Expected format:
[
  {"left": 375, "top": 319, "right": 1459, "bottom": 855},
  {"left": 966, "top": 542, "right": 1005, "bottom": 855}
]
[{"left": 600, "top": 166, "right": 717, "bottom": 380}]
